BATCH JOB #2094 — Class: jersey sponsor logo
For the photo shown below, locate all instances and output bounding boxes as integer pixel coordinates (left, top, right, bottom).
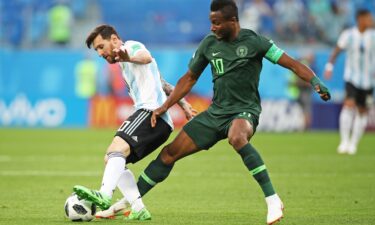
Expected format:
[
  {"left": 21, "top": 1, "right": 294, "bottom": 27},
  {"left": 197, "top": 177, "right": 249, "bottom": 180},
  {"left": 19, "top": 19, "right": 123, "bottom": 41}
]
[
  {"left": 236, "top": 45, "right": 248, "bottom": 57},
  {"left": 212, "top": 51, "right": 221, "bottom": 57}
]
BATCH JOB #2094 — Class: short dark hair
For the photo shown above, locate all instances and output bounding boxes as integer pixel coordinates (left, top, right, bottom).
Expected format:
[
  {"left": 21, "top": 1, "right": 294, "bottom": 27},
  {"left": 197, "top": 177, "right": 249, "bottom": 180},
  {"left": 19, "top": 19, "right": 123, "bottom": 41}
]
[
  {"left": 210, "top": 0, "right": 239, "bottom": 21},
  {"left": 86, "top": 24, "right": 120, "bottom": 49},
  {"left": 356, "top": 9, "right": 371, "bottom": 20}
]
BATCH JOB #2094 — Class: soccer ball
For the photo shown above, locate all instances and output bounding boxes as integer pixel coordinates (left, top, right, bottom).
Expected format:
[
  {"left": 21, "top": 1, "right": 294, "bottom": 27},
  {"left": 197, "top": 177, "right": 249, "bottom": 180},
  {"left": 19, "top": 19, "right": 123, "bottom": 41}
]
[{"left": 64, "top": 193, "right": 96, "bottom": 222}]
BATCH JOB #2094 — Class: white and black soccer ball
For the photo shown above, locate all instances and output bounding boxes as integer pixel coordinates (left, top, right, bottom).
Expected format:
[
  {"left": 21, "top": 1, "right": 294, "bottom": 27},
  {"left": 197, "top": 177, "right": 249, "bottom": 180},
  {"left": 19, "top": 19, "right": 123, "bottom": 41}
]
[{"left": 64, "top": 193, "right": 96, "bottom": 222}]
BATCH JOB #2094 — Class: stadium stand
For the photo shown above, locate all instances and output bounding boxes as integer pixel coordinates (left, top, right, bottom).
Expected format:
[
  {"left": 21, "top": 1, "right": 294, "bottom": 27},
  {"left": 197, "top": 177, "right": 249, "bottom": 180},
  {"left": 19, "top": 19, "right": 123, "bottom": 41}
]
[{"left": 0, "top": 0, "right": 374, "bottom": 48}]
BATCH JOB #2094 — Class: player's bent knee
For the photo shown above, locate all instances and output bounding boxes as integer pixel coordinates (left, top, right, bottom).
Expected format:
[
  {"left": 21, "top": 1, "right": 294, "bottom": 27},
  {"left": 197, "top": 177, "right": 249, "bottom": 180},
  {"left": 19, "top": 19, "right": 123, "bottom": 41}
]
[
  {"left": 159, "top": 130, "right": 200, "bottom": 165},
  {"left": 228, "top": 135, "right": 248, "bottom": 150},
  {"left": 106, "top": 136, "right": 131, "bottom": 158},
  {"left": 160, "top": 145, "right": 178, "bottom": 165}
]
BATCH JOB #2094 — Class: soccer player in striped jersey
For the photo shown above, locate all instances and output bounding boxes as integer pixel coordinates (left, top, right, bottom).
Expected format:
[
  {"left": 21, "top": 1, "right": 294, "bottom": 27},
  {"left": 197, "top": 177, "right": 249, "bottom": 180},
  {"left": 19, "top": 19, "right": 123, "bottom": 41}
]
[
  {"left": 73, "top": 24, "right": 196, "bottom": 220},
  {"left": 324, "top": 9, "right": 375, "bottom": 155},
  {"left": 137, "top": 0, "right": 330, "bottom": 224}
]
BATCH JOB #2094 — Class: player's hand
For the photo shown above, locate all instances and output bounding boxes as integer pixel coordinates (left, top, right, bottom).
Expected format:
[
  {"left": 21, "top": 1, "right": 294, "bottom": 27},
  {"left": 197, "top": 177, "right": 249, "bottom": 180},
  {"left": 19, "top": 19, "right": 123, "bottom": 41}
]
[
  {"left": 314, "top": 84, "right": 331, "bottom": 101},
  {"left": 151, "top": 105, "right": 168, "bottom": 128},
  {"left": 113, "top": 48, "right": 130, "bottom": 62},
  {"left": 181, "top": 102, "right": 198, "bottom": 120},
  {"left": 310, "top": 76, "right": 331, "bottom": 101}
]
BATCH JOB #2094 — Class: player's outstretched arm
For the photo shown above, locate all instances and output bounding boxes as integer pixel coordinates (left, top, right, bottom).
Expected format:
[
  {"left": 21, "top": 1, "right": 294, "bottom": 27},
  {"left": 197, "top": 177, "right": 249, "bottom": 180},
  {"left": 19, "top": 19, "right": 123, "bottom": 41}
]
[
  {"left": 324, "top": 46, "right": 343, "bottom": 80},
  {"left": 151, "top": 70, "right": 199, "bottom": 127},
  {"left": 113, "top": 48, "right": 152, "bottom": 64},
  {"left": 277, "top": 53, "right": 331, "bottom": 101},
  {"left": 160, "top": 76, "right": 198, "bottom": 120}
]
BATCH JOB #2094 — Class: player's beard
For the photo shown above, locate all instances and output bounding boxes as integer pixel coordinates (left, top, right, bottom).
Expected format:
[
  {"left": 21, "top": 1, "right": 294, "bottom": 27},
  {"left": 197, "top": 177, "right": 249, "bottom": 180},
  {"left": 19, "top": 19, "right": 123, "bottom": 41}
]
[
  {"left": 104, "top": 44, "right": 117, "bottom": 64},
  {"left": 215, "top": 27, "right": 232, "bottom": 41},
  {"left": 105, "top": 54, "right": 116, "bottom": 64}
]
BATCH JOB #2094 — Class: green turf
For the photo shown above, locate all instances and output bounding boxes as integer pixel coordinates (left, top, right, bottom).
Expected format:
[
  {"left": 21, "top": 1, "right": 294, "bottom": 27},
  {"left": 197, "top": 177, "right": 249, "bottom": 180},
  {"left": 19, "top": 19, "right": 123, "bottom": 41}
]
[{"left": 0, "top": 128, "right": 374, "bottom": 225}]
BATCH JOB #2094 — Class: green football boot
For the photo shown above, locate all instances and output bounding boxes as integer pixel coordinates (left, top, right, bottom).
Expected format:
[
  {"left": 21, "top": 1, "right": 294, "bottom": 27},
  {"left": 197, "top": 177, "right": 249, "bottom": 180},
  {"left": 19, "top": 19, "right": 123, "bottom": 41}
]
[
  {"left": 73, "top": 185, "right": 111, "bottom": 210},
  {"left": 125, "top": 208, "right": 152, "bottom": 221}
]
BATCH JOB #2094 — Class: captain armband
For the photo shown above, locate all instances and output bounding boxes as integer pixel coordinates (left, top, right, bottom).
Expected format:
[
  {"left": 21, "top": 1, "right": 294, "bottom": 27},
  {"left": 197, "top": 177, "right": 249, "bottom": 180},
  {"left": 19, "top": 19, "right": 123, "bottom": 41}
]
[{"left": 265, "top": 43, "right": 284, "bottom": 64}]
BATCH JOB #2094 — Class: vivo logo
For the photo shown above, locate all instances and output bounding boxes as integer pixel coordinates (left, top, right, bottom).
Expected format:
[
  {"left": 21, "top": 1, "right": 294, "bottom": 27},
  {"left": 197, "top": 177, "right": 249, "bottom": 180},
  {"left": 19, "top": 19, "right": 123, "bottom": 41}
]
[
  {"left": 0, "top": 94, "right": 66, "bottom": 127},
  {"left": 258, "top": 100, "right": 305, "bottom": 132}
]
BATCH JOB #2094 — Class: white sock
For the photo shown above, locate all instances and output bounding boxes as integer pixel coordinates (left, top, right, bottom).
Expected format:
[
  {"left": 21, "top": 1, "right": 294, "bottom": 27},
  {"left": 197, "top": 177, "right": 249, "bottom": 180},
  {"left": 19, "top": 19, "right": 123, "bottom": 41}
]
[
  {"left": 339, "top": 107, "right": 355, "bottom": 146},
  {"left": 116, "top": 197, "right": 128, "bottom": 205},
  {"left": 117, "top": 169, "right": 145, "bottom": 212},
  {"left": 99, "top": 152, "right": 126, "bottom": 198},
  {"left": 265, "top": 193, "right": 281, "bottom": 205},
  {"left": 350, "top": 112, "right": 368, "bottom": 148}
]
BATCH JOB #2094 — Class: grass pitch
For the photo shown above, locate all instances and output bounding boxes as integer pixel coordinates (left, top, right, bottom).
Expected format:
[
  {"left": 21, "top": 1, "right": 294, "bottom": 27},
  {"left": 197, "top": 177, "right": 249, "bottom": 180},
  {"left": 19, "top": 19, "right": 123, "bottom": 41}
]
[{"left": 0, "top": 129, "right": 374, "bottom": 225}]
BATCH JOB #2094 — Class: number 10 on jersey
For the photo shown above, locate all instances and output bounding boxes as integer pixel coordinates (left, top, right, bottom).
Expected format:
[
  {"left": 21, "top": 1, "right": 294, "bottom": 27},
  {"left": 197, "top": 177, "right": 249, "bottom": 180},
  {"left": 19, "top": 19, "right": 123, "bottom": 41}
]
[{"left": 211, "top": 58, "right": 224, "bottom": 75}]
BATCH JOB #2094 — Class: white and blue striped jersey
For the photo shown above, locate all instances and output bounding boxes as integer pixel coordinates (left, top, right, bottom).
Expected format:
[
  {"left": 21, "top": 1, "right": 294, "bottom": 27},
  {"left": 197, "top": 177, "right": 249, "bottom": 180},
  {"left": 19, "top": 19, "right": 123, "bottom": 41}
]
[
  {"left": 337, "top": 27, "right": 375, "bottom": 90},
  {"left": 118, "top": 40, "right": 173, "bottom": 129}
]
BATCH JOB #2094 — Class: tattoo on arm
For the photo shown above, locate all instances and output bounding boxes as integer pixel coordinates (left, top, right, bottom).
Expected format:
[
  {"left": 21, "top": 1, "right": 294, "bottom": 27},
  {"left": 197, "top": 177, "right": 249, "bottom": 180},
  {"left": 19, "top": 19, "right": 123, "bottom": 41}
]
[
  {"left": 160, "top": 76, "right": 187, "bottom": 107},
  {"left": 161, "top": 77, "right": 174, "bottom": 96}
]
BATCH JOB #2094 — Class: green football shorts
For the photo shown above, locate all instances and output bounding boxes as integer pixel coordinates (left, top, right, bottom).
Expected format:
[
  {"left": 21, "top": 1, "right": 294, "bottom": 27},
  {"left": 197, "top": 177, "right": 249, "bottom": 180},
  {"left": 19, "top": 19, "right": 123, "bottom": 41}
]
[{"left": 183, "top": 110, "right": 259, "bottom": 150}]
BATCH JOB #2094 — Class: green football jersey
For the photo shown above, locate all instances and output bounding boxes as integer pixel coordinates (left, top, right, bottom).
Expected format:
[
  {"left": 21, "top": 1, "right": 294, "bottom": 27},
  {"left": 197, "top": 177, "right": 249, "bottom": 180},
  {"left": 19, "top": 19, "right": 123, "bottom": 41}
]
[{"left": 189, "top": 29, "right": 283, "bottom": 117}]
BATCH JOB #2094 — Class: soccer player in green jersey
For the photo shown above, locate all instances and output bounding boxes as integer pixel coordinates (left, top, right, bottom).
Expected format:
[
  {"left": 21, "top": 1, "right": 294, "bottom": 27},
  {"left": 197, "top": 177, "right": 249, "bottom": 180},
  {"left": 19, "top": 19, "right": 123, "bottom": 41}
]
[{"left": 137, "top": 0, "right": 331, "bottom": 224}]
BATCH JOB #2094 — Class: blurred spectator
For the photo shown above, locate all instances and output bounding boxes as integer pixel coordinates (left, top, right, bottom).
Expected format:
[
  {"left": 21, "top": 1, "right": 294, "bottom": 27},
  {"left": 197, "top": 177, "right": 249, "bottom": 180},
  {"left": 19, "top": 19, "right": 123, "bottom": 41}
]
[
  {"left": 324, "top": 2, "right": 347, "bottom": 45},
  {"left": 75, "top": 55, "right": 98, "bottom": 98},
  {"left": 239, "top": 0, "right": 272, "bottom": 33},
  {"left": 2, "top": 1, "right": 26, "bottom": 47},
  {"left": 287, "top": 53, "right": 316, "bottom": 130},
  {"left": 0, "top": 1, "right": 2, "bottom": 41},
  {"left": 48, "top": 0, "right": 73, "bottom": 46},
  {"left": 335, "top": 0, "right": 356, "bottom": 27},
  {"left": 0, "top": 0, "right": 373, "bottom": 48},
  {"left": 274, "top": 0, "right": 305, "bottom": 42},
  {"left": 8, "top": 16, "right": 24, "bottom": 47},
  {"left": 27, "top": 4, "right": 48, "bottom": 46},
  {"left": 307, "top": 0, "right": 332, "bottom": 43},
  {"left": 70, "top": 0, "right": 88, "bottom": 19}
]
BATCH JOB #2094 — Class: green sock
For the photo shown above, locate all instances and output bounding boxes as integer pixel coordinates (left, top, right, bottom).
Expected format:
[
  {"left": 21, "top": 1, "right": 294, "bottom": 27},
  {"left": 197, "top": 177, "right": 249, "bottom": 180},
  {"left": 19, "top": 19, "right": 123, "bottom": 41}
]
[
  {"left": 137, "top": 154, "right": 174, "bottom": 196},
  {"left": 238, "top": 143, "right": 275, "bottom": 197}
]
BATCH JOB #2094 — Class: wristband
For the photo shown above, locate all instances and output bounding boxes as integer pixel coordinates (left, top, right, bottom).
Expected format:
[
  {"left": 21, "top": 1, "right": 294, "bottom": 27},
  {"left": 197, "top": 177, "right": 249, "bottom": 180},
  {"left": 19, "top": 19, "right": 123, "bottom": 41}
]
[
  {"left": 310, "top": 76, "right": 320, "bottom": 87},
  {"left": 325, "top": 62, "right": 333, "bottom": 71}
]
